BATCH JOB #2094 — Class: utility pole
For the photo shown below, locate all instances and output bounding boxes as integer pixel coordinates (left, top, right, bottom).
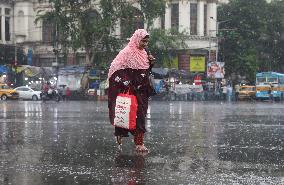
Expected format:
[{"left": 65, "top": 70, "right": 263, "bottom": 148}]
[
  {"left": 209, "top": 33, "right": 212, "bottom": 62},
  {"left": 12, "top": 0, "right": 17, "bottom": 87},
  {"left": 12, "top": 0, "right": 17, "bottom": 65},
  {"left": 53, "top": 22, "right": 59, "bottom": 87},
  {"left": 52, "top": 0, "right": 60, "bottom": 87},
  {"left": 210, "top": 17, "right": 231, "bottom": 63},
  {"left": 55, "top": 23, "right": 58, "bottom": 66},
  {"left": 216, "top": 22, "right": 219, "bottom": 62},
  {"left": 209, "top": 17, "right": 231, "bottom": 96}
]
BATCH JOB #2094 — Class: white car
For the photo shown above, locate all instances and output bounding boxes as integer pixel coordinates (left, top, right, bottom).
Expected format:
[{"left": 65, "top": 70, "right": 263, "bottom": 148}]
[{"left": 14, "top": 86, "right": 41, "bottom": 101}]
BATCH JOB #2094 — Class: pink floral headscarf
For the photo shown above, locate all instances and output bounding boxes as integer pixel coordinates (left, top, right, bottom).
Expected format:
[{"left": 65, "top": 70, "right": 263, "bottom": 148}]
[{"left": 108, "top": 29, "right": 150, "bottom": 78}]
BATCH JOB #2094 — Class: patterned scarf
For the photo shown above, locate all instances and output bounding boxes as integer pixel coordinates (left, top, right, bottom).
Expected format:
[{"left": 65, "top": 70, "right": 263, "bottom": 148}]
[{"left": 108, "top": 29, "right": 150, "bottom": 78}]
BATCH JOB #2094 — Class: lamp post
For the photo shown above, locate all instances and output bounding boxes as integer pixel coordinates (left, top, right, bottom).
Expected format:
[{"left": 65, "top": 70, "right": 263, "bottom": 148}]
[
  {"left": 12, "top": 0, "right": 17, "bottom": 65},
  {"left": 208, "top": 17, "right": 231, "bottom": 96},
  {"left": 53, "top": 23, "right": 59, "bottom": 87},
  {"left": 272, "top": 39, "right": 277, "bottom": 72}
]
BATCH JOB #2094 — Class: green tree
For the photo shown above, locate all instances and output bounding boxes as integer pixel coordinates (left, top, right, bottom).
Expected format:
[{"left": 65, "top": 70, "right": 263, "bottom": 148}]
[
  {"left": 74, "top": 0, "right": 125, "bottom": 65},
  {"left": 260, "top": 0, "right": 284, "bottom": 72},
  {"left": 148, "top": 28, "right": 188, "bottom": 67},
  {"left": 218, "top": 0, "right": 284, "bottom": 84},
  {"left": 36, "top": 0, "right": 74, "bottom": 65},
  {"left": 139, "top": 0, "right": 166, "bottom": 30},
  {"left": 36, "top": 0, "right": 187, "bottom": 68},
  {"left": 37, "top": 0, "right": 122, "bottom": 66},
  {"left": 137, "top": 1, "right": 188, "bottom": 67}
]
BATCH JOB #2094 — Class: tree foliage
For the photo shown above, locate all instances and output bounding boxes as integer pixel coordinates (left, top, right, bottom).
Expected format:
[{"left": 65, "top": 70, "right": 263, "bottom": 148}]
[
  {"left": 148, "top": 28, "right": 188, "bottom": 67},
  {"left": 36, "top": 0, "right": 187, "bottom": 69},
  {"left": 36, "top": 0, "right": 123, "bottom": 66},
  {"left": 139, "top": 0, "right": 166, "bottom": 30},
  {"left": 218, "top": 0, "right": 284, "bottom": 83}
]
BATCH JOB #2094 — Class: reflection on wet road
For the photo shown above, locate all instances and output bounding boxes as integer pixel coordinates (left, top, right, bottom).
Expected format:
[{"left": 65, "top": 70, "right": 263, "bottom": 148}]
[{"left": 0, "top": 101, "right": 283, "bottom": 184}]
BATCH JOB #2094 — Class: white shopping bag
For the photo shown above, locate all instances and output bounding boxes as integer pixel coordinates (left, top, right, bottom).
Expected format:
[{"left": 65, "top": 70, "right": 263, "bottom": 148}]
[{"left": 113, "top": 93, "right": 137, "bottom": 130}]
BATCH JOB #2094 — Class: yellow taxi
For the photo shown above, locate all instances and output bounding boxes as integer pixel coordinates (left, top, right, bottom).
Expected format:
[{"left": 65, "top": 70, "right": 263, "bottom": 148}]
[
  {"left": 238, "top": 85, "right": 256, "bottom": 100},
  {"left": 0, "top": 84, "right": 19, "bottom": 100}
]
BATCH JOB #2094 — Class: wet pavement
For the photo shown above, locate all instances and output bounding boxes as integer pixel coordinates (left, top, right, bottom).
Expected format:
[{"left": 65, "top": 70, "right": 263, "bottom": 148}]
[{"left": 0, "top": 100, "right": 283, "bottom": 185}]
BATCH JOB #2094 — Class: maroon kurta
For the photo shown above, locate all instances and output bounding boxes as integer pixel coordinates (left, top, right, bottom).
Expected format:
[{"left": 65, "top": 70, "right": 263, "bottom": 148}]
[{"left": 108, "top": 68, "right": 152, "bottom": 137}]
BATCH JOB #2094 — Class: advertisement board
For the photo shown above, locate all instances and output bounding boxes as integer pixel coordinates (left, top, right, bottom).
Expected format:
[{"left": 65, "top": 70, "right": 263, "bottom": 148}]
[
  {"left": 207, "top": 62, "right": 225, "bottom": 79},
  {"left": 190, "top": 56, "right": 206, "bottom": 72}
]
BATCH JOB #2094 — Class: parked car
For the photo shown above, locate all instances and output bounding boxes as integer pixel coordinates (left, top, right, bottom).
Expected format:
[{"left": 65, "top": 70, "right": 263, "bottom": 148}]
[
  {"left": 238, "top": 85, "right": 256, "bottom": 100},
  {"left": 14, "top": 86, "right": 41, "bottom": 101},
  {"left": 0, "top": 83, "right": 19, "bottom": 100}
]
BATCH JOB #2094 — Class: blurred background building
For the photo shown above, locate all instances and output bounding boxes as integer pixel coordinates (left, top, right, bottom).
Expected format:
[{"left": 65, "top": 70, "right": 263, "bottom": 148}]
[{"left": 0, "top": 0, "right": 227, "bottom": 69}]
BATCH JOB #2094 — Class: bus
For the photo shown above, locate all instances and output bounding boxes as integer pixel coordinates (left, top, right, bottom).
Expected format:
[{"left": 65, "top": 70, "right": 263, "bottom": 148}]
[{"left": 255, "top": 72, "right": 284, "bottom": 100}]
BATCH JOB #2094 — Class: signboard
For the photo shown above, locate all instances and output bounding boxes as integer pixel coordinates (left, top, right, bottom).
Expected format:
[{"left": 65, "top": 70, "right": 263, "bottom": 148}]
[
  {"left": 58, "top": 74, "right": 83, "bottom": 90},
  {"left": 207, "top": 62, "right": 225, "bottom": 79},
  {"left": 194, "top": 74, "right": 202, "bottom": 85},
  {"left": 174, "top": 84, "right": 203, "bottom": 94},
  {"left": 190, "top": 56, "right": 205, "bottom": 72}
]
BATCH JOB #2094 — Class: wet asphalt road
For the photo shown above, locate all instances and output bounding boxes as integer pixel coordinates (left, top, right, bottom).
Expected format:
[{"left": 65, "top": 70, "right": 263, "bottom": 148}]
[{"left": 0, "top": 100, "right": 283, "bottom": 185}]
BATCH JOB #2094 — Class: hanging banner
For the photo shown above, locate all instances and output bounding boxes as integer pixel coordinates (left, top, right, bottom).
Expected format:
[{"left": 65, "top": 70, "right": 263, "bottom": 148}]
[
  {"left": 207, "top": 62, "right": 225, "bottom": 79},
  {"left": 190, "top": 56, "right": 205, "bottom": 72}
]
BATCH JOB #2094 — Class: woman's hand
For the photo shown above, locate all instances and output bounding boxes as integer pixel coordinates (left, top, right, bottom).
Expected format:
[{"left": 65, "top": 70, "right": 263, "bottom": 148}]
[{"left": 148, "top": 54, "right": 156, "bottom": 65}]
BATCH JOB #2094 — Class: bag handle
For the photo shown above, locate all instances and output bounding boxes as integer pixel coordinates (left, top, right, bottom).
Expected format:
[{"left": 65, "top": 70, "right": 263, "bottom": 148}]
[{"left": 122, "top": 87, "right": 131, "bottom": 94}]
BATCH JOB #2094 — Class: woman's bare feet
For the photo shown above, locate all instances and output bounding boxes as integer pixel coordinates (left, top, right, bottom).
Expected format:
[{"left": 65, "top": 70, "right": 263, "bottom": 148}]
[
  {"left": 116, "top": 136, "right": 122, "bottom": 150},
  {"left": 135, "top": 145, "right": 149, "bottom": 153},
  {"left": 116, "top": 136, "right": 122, "bottom": 145}
]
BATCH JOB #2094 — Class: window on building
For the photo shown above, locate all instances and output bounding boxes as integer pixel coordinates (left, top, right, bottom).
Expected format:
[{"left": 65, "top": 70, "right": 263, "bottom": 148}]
[
  {"left": 5, "top": 8, "right": 10, "bottom": 15},
  {"left": 0, "top": 9, "right": 2, "bottom": 41},
  {"left": 171, "top": 3, "right": 179, "bottom": 31},
  {"left": 190, "top": 3, "right": 197, "bottom": 35},
  {"left": 76, "top": 55, "right": 86, "bottom": 66},
  {"left": 204, "top": 4, "right": 207, "bottom": 35},
  {"left": 17, "top": 11, "right": 25, "bottom": 34},
  {"left": 161, "top": 13, "right": 165, "bottom": 30},
  {"left": 4, "top": 8, "right": 11, "bottom": 41},
  {"left": 39, "top": 58, "right": 55, "bottom": 67},
  {"left": 42, "top": 20, "right": 54, "bottom": 43},
  {"left": 5, "top": 17, "right": 10, "bottom": 41}
]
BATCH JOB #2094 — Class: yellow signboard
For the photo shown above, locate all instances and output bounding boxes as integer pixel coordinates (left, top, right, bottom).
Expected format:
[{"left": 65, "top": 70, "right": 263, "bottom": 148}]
[{"left": 190, "top": 56, "right": 205, "bottom": 72}]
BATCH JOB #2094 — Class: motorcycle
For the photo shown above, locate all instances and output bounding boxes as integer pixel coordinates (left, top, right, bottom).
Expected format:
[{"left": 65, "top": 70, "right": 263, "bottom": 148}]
[{"left": 40, "top": 89, "right": 61, "bottom": 102}]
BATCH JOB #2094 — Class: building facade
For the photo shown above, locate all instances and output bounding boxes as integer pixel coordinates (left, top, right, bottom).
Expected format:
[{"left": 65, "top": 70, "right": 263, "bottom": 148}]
[{"left": 0, "top": 0, "right": 223, "bottom": 70}]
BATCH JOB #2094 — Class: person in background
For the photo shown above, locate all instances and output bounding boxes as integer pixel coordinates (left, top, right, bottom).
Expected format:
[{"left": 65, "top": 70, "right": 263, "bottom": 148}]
[
  {"left": 61, "top": 86, "right": 67, "bottom": 101},
  {"left": 107, "top": 29, "right": 155, "bottom": 153},
  {"left": 66, "top": 87, "right": 71, "bottom": 100},
  {"left": 268, "top": 83, "right": 273, "bottom": 102},
  {"left": 235, "top": 84, "right": 240, "bottom": 101},
  {"left": 42, "top": 82, "right": 50, "bottom": 94},
  {"left": 222, "top": 85, "right": 227, "bottom": 101}
]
